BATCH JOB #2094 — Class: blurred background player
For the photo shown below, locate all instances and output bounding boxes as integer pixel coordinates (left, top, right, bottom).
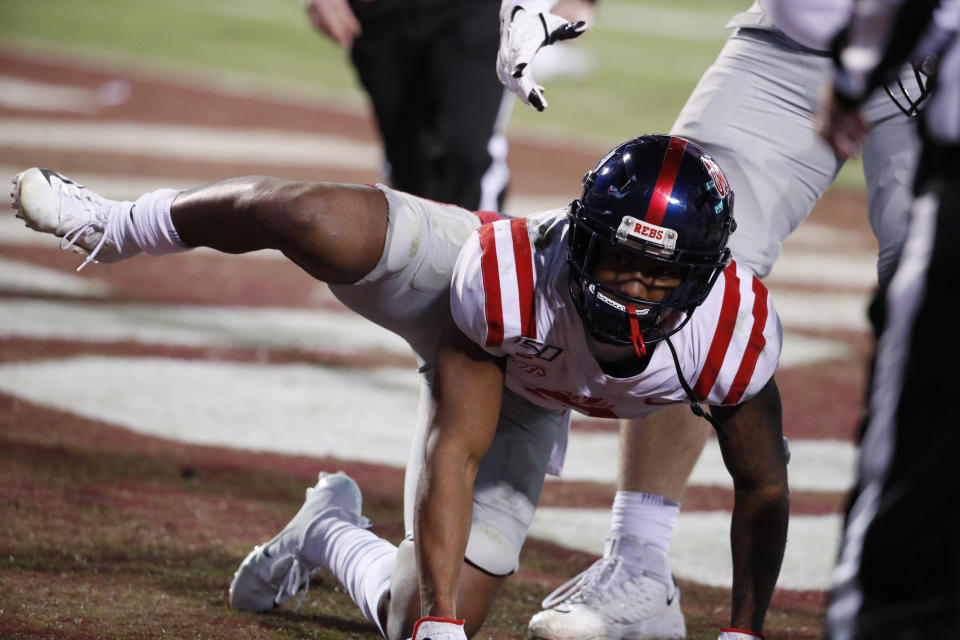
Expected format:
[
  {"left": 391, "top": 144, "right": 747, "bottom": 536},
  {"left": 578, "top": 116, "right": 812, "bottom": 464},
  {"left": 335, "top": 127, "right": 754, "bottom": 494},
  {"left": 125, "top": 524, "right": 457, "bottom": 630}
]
[
  {"left": 304, "top": 0, "right": 510, "bottom": 211},
  {"left": 499, "top": 1, "right": 930, "bottom": 638},
  {"left": 818, "top": 0, "right": 960, "bottom": 637}
]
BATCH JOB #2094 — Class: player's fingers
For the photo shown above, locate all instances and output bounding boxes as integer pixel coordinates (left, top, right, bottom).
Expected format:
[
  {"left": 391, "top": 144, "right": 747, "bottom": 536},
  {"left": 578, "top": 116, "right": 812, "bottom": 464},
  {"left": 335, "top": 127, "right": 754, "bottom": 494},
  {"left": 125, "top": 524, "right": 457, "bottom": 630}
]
[
  {"left": 528, "top": 88, "right": 547, "bottom": 112},
  {"left": 306, "top": 0, "right": 360, "bottom": 46},
  {"left": 518, "top": 75, "right": 547, "bottom": 111},
  {"left": 547, "top": 20, "right": 587, "bottom": 44}
]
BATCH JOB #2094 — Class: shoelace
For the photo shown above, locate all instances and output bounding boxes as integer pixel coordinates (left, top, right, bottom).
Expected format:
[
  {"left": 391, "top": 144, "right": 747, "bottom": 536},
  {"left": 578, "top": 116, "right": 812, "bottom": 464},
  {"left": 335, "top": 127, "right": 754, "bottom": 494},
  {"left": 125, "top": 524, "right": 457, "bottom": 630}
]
[
  {"left": 275, "top": 555, "right": 318, "bottom": 611},
  {"left": 541, "top": 555, "right": 618, "bottom": 608},
  {"left": 54, "top": 182, "right": 117, "bottom": 271},
  {"left": 61, "top": 222, "right": 110, "bottom": 271},
  {"left": 541, "top": 555, "right": 668, "bottom": 621}
]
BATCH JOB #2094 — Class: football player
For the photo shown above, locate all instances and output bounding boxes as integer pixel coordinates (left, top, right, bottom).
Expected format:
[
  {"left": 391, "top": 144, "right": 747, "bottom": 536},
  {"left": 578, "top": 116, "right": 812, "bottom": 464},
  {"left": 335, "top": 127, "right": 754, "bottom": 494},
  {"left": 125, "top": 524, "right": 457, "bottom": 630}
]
[{"left": 10, "top": 135, "right": 788, "bottom": 640}]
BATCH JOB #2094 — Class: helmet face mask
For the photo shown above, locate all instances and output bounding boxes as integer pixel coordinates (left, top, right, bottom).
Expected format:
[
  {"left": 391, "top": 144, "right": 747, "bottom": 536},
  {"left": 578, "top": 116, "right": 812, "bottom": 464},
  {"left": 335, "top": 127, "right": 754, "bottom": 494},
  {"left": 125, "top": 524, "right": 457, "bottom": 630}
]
[
  {"left": 567, "top": 135, "right": 735, "bottom": 351},
  {"left": 884, "top": 57, "right": 935, "bottom": 118}
]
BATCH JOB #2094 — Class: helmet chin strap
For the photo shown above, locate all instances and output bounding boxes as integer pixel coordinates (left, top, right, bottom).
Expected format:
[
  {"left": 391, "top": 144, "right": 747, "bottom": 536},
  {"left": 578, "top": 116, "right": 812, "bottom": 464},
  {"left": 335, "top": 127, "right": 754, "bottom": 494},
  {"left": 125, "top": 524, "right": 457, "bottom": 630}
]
[
  {"left": 625, "top": 305, "right": 647, "bottom": 357},
  {"left": 663, "top": 336, "right": 728, "bottom": 440}
]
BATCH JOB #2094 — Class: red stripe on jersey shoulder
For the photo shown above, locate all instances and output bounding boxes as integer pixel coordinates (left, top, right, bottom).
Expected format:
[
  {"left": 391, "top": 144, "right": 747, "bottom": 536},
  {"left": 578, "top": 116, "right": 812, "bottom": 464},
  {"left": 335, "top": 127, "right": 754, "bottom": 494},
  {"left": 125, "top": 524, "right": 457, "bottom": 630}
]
[
  {"left": 692, "top": 261, "right": 740, "bottom": 402},
  {"left": 510, "top": 218, "right": 537, "bottom": 340},
  {"left": 478, "top": 224, "right": 504, "bottom": 347},
  {"left": 646, "top": 137, "right": 687, "bottom": 226},
  {"left": 722, "top": 274, "right": 769, "bottom": 405}
]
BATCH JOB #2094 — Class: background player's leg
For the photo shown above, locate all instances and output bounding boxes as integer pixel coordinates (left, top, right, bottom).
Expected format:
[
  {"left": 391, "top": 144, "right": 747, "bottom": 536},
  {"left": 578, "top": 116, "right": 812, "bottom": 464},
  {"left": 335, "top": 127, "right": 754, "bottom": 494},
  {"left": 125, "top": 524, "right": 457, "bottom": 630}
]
[
  {"left": 429, "top": 0, "right": 510, "bottom": 211},
  {"left": 619, "top": 409, "right": 711, "bottom": 501},
  {"left": 171, "top": 177, "right": 388, "bottom": 284},
  {"left": 349, "top": 11, "right": 432, "bottom": 199},
  {"left": 859, "top": 70, "right": 921, "bottom": 286}
]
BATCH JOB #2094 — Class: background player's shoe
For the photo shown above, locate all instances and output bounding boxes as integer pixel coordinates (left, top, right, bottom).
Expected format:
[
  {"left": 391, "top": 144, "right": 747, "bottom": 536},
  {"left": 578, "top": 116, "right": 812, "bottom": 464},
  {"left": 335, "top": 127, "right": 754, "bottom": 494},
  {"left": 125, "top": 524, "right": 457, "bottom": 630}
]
[
  {"left": 528, "top": 535, "right": 685, "bottom": 640},
  {"left": 228, "top": 471, "right": 371, "bottom": 612},
  {"left": 11, "top": 167, "right": 136, "bottom": 268}
]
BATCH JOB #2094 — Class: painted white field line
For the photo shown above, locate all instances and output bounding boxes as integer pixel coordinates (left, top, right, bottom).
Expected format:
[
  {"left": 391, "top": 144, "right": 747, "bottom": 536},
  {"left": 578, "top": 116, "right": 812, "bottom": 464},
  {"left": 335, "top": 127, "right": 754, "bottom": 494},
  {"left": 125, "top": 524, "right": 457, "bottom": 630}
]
[
  {"left": 529, "top": 508, "right": 842, "bottom": 591},
  {"left": 0, "top": 257, "right": 113, "bottom": 297},
  {"left": 0, "top": 167, "right": 206, "bottom": 210},
  {"left": 559, "top": 431, "right": 856, "bottom": 492},
  {"left": 0, "top": 118, "right": 381, "bottom": 170},
  {"left": 0, "top": 353, "right": 841, "bottom": 591},
  {"left": 766, "top": 288, "right": 871, "bottom": 333},
  {"left": 765, "top": 251, "right": 877, "bottom": 289},
  {"left": 0, "top": 298, "right": 411, "bottom": 356},
  {"left": 0, "top": 356, "right": 855, "bottom": 493},
  {"left": 0, "top": 164, "right": 879, "bottom": 290},
  {"left": 0, "top": 75, "right": 130, "bottom": 113},
  {"left": 0, "top": 356, "right": 422, "bottom": 467},
  {"left": 0, "top": 294, "right": 852, "bottom": 372}
]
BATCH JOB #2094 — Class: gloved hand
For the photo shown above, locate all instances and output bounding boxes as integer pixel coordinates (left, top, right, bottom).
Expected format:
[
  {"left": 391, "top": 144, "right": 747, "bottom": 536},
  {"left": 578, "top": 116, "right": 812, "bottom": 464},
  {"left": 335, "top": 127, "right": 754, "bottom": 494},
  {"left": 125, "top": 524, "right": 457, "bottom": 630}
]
[
  {"left": 718, "top": 628, "right": 765, "bottom": 640},
  {"left": 411, "top": 617, "right": 468, "bottom": 640},
  {"left": 497, "top": 0, "right": 588, "bottom": 111}
]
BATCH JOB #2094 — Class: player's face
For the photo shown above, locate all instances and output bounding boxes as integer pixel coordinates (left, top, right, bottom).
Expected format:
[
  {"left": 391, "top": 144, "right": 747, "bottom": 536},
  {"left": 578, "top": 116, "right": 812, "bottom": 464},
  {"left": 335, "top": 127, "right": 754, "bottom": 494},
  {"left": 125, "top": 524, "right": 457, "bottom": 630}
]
[{"left": 592, "top": 245, "right": 685, "bottom": 304}]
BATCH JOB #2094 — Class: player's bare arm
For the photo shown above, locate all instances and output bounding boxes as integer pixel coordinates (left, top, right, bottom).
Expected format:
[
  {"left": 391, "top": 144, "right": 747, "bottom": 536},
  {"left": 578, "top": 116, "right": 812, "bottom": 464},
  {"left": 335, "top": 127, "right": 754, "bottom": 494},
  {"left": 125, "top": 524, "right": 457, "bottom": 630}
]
[
  {"left": 711, "top": 377, "right": 789, "bottom": 634},
  {"left": 414, "top": 319, "right": 506, "bottom": 629}
]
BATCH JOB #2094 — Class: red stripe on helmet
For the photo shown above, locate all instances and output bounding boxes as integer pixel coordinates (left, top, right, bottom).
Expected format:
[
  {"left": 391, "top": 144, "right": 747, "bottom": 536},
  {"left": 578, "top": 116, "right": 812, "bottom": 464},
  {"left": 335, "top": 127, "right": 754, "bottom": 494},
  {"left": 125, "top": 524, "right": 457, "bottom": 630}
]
[
  {"left": 510, "top": 218, "right": 537, "bottom": 340},
  {"left": 478, "top": 224, "right": 505, "bottom": 347},
  {"left": 722, "top": 275, "right": 769, "bottom": 405},
  {"left": 693, "top": 262, "right": 740, "bottom": 401},
  {"left": 645, "top": 137, "right": 688, "bottom": 225}
]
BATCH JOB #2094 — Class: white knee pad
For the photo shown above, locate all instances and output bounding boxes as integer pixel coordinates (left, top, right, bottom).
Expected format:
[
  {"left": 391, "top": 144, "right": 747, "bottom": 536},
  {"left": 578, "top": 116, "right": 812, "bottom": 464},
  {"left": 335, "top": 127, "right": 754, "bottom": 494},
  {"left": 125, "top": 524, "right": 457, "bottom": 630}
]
[{"left": 464, "top": 483, "right": 537, "bottom": 576}]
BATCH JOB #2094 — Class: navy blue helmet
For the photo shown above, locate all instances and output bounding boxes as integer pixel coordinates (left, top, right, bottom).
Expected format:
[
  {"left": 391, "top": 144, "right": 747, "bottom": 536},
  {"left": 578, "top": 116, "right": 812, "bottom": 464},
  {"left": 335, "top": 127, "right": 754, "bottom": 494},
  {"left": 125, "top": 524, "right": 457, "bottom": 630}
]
[{"left": 567, "top": 134, "right": 736, "bottom": 353}]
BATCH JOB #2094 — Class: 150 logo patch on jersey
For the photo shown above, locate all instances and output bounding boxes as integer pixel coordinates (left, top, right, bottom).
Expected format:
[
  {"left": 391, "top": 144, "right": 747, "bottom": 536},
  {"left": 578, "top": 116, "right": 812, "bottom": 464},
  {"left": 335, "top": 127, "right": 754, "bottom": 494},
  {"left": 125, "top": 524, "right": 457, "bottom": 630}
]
[{"left": 513, "top": 336, "right": 564, "bottom": 362}]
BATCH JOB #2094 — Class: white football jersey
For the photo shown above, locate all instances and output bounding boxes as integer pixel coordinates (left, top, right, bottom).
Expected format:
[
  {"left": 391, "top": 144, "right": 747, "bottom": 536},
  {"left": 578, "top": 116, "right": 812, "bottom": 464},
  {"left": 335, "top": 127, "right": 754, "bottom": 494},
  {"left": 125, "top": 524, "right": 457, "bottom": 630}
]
[{"left": 450, "top": 210, "right": 783, "bottom": 421}]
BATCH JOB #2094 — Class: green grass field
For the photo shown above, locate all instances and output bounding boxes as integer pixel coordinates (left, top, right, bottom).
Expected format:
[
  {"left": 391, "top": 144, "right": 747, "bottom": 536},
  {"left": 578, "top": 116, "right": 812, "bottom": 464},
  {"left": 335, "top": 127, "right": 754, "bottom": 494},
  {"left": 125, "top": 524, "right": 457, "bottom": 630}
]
[{"left": 0, "top": 0, "right": 867, "bottom": 189}]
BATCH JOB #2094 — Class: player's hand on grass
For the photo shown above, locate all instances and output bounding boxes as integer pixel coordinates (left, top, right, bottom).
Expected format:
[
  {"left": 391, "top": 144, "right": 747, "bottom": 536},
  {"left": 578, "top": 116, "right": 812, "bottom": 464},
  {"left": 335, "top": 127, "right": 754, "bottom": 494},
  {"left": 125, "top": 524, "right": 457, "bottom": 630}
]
[
  {"left": 410, "top": 617, "right": 468, "bottom": 640},
  {"left": 498, "top": 0, "right": 588, "bottom": 111},
  {"left": 303, "top": 0, "right": 364, "bottom": 47},
  {"left": 718, "top": 628, "right": 765, "bottom": 640}
]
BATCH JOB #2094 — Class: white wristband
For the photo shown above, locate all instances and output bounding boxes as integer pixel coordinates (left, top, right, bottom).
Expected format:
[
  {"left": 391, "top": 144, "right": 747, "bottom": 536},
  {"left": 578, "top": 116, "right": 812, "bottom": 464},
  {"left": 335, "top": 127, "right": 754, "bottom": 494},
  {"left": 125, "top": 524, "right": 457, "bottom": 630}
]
[{"left": 718, "top": 628, "right": 764, "bottom": 640}]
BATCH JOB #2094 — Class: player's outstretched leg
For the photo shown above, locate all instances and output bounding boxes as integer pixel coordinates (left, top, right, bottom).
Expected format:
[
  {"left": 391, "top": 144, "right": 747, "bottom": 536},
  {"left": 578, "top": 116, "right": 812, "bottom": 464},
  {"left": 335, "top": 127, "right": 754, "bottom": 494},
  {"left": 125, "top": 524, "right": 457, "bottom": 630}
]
[
  {"left": 10, "top": 168, "right": 389, "bottom": 284},
  {"left": 230, "top": 471, "right": 397, "bottom": 636},
  {"left": 528, "top": 534, "right": 685, "bottom": 640}
]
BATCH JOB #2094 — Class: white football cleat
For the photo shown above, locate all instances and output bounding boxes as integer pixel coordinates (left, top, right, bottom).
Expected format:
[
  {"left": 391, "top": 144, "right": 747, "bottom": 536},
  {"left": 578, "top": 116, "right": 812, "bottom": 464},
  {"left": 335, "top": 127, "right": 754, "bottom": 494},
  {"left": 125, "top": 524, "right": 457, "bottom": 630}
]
[
  {"left": 528, "top": 535, "right": 685, "bottom": 640},
  {"left": 228, "top": 471, "right": 370, "bottom": 612},
  {"left": 11, "top": 167, "right": 136, "bottom": 269}
]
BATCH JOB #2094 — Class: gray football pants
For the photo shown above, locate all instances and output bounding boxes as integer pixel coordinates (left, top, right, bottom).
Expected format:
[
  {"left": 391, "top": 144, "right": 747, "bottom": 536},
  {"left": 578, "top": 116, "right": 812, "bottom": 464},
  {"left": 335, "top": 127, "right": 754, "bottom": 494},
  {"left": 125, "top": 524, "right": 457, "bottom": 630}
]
[
  {"left": 672, "top": 27, "right": 920, "bottom": 285},
  {"left": 329, "top": 186, "right": 565, "bottom": 576}
]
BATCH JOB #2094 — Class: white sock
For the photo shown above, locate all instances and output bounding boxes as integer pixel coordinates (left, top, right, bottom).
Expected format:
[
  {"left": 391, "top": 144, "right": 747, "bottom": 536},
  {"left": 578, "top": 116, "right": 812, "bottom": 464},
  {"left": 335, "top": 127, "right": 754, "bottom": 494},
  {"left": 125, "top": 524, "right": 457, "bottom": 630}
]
[
  {"left": 107, "top": 188, "right": 188, "bottom": 257},
  {"left": 609, "top": 491, "right": 679, "bottom": 552},
  {"left": 302, "top": 519, "right": 396, "bottom": 637}
]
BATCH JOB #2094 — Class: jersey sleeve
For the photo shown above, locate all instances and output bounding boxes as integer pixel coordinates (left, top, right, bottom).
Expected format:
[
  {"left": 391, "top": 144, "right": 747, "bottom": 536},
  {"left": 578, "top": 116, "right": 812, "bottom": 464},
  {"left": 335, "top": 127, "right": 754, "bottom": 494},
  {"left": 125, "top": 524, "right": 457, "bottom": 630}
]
[
  {"left": 689, "top": 260, "right": 783, "bottom": 406},
  {"left": 450, "top": 218, "right": 539, "bottom": 357}
]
